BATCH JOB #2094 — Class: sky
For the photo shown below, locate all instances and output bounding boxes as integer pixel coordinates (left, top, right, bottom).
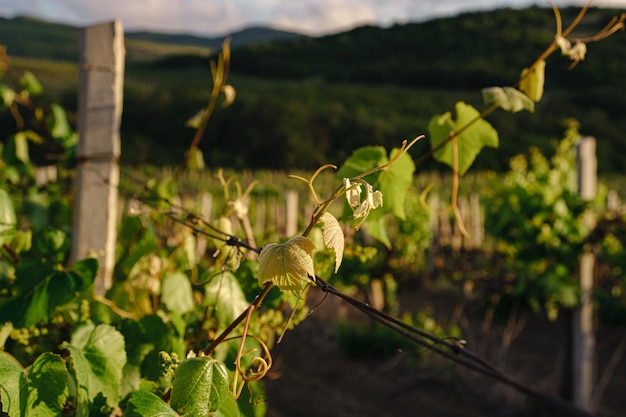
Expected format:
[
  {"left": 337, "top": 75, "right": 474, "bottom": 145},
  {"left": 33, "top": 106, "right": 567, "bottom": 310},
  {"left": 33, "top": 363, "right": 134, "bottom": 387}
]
[{"left": 0, "top": 0, "right": 625, "bottom": 36}]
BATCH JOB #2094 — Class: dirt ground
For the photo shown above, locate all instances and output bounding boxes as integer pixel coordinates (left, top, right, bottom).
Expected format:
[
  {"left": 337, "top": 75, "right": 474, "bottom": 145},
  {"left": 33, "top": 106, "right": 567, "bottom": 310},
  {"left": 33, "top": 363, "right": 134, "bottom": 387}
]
[{"left": 263, "top": 286, "right": 626, "bottom": 417}]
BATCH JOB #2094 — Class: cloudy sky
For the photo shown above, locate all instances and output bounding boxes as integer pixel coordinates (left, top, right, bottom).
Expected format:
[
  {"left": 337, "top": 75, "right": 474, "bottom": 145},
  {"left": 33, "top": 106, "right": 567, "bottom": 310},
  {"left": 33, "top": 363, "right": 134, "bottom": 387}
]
[{"left": 0, "top": 0, "right": 625, "bottom": 36}]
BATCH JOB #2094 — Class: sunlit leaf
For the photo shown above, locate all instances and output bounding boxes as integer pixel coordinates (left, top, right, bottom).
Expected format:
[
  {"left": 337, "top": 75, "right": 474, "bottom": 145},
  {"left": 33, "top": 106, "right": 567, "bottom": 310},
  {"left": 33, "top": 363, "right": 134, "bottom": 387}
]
[
  {"left": 170, "top": 357, "right": 229, "bottom": 416},
  {"left": 257, "top": 236, "right": 316, "bottom": 297},
  {"left": 319, "top": 212, "right": 344, "bottom": 273},
  {"left": 482, "top": 86, "right": 535, "bottom": 113},
  {"left": 11, "top": 132, "right": 31, "bottom": 164},
  {"left": 429, "top": 101, "right": 499, "bottom": 175},
  {"left": 519, "top": 59, "right": 545, "bottom": 102},
  {"left": 0, "top": 84, "right": 15, "bottom": 108}
]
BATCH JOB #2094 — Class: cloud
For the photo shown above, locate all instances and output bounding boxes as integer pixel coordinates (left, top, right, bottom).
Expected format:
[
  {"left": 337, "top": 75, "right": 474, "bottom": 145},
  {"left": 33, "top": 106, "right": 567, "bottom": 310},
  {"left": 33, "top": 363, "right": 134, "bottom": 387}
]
[
  {"left": 2, "top": 0, "right": 626, "bottom": 36},
  {"left": 270, "top": 0, "right": 379, "bottom": 34}
]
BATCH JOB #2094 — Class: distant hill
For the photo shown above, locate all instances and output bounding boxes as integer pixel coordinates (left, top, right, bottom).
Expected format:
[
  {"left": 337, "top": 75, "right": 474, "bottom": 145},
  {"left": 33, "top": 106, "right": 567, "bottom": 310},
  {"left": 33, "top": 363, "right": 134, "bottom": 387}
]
[
  {"left": 0, "top": 15, "right": 307, "bottom": 63},
  {"left": 2, "top": 7, "right": 626, "bottom": 172},
  {"left": 127, "top": 26, "right": 306, "bottom": 50},
  {"left": 228, "top": 6, "right": 626, "bottom": 90}
]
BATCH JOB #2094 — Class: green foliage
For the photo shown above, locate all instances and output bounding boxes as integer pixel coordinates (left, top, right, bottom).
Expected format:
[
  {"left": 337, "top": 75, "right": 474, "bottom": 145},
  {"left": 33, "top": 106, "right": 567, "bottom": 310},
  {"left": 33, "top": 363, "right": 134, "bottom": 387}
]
[
  {"left": 336, "top": 144, "right": 416, "bottom": 247},
  {"left": 483, "top": 122, "right": 590, "bottom": 318},
  {"left": 429, "top": 101, "right": 499, "bottom": 175},
  {"left": 125, "top": 390, "right": 179, "bottom": 417},
  {"left": 0, "top": 190, "right": 16, "bottom": 246},
  {"left": 2, "top": 6, "right": 625, "bottom": 416}
]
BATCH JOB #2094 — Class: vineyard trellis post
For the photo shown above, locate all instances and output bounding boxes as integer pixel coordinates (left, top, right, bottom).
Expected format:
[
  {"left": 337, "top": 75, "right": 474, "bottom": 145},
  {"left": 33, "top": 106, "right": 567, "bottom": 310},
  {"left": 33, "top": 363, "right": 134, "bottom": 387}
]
[
  {"left": 574, "top": 136, "right": 597, "bottom": 411},
  {"left": 70, "top": 21, "right": 124, "bottom": 294}
]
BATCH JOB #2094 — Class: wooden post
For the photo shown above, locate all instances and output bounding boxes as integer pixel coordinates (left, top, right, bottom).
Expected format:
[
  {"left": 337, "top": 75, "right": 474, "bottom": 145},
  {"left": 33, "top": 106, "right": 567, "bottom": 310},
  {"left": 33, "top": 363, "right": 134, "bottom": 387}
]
[
  {"left": 285, "top": 190, "right": 299, "bottom": 237},
  {"left": 70, "top": 21, "right": 125, "bottom": 294},
  {"left": 573, "top": 136, "right": 596, "bottom": 411}
]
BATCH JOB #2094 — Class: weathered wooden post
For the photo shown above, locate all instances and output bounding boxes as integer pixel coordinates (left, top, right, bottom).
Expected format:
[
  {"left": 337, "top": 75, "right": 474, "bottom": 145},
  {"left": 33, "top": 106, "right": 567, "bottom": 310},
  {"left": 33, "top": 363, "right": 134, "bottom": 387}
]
[
  {"left": 285, "top": 190, "right": 299, "bottom": 237},
  {"left": 573, "top": 136, "right": 596, "bottom": 411},
  {"left": 70, "top": 21, "right": 125, "bottom": 294}
]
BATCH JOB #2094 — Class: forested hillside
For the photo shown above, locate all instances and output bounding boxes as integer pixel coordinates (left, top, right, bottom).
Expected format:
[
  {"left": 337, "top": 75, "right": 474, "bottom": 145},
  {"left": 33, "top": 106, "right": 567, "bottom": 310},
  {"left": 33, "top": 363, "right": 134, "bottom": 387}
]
[{"left": 1, "top": 7, "right": 625, "bottom": 172}]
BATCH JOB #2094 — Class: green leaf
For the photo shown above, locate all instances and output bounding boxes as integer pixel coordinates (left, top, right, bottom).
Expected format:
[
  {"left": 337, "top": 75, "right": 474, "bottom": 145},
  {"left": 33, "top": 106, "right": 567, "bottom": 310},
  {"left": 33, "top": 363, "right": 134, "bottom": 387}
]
[
  {"left": 0, "top": 84, "right": 16, "bottom": 108},
  {"left": 375, "top": 147, "right": 415, "bottom": 219},
  {"left": 11, "top": 131, "right": 31, "bottom": 164},
  {"left": 186, "top": 147, "right": 205, "bottom": 171},
  {"left": 61, "top": 324, "right": 127, "bottom": 410},
  {"left": 214, "top": 392, "right": 242, "bottom": 417},
  {"left": 0, "top": 352, "right": 28, "bottom": 417},
  {"left": 19, "top": 71, "right": 43, "bottom": 96},
  {"left": 0, "top": 256, "right": 98, "bottom": 327},
  {"left": 69, "top": 258, "right": 100, "bottom": 287},
  {"left": 519, "top": 59, "right": 546, "bottom": 102},
  {"left": 204, "top": 272, "right": 249, "bottom": 326},
  {"left": 482, "top": 87, "right": 534, "bottom": 113},
  {"left": 0, "top": 189, "right": 16, "bottom": 246},
  {"left": 26, "top": 353, "right": 69, "bottom": 416},
  {"left": 363, "top": 214, "right": 391, "bottom": 250},
  {"left": 162, "top": 272, "right": 195, "bottom": 315},
  {"left": 257, "top": 236, "right": 316, "bottom": 297},
  {"left": 336, "top": 145, "right": 415, "bottom": 220},
  {"left": 124, "top": 390, "right": 179, "bottom": 417},
  {"left": 170, "top": 357, "right": 229, "bottom": 416},
  {"left": 336, "top": 146, "right": 387, "bottom": 178},
  {"left": 49, "top": 103, "right": 77, "bottom": 148},
  {"left": 428, "top": 101, "right": 499, "bottom": 175},
  {"left": 119, "top": 314, "right": 176, "bottom": 382},
  {"left": 319, "top": 212, "right": 344, "bottom": 273}
]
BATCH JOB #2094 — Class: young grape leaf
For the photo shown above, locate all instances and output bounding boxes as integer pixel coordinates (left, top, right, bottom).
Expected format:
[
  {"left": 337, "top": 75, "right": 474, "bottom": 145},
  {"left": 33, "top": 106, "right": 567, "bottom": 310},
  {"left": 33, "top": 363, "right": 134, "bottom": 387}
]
[
  {"left": 162, "top": 272, "right": 195, "bottom": 315},
  {"left": 482, "top": 87, "right": 535, "bottom": 113},
  {"left": 429, "top": 101, "right": 499, "bottom": 175},
  {"left": 61, "top": 324, "right": 127, "bottom": 411},
  {"left": 0, "top": 352, "right": 28, "bottom": 417},
  {"left": 170, "top": 357, "right": 229, "bottom": 416},
  {"left": 26, "top": 353, "right": 68, "bottom": 417},
  {"left": 258, "top": 236, "right": 316, "bottom": 297},
  {"left": 336, "top": 145, "right": 414, "bottom": 219},
  {"left": 124, "top": 390, "right": 179, "bottom": 417},
  {"left": 320, "top": 212, "right": 344, "bottom": 273},
  {"left": 519, "top": 59, "right": 546, "bottom": 102}
]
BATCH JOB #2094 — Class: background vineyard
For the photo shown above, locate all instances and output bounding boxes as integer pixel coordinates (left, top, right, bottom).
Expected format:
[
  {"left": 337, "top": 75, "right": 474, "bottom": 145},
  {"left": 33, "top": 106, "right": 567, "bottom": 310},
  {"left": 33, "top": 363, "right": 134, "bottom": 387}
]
[{"left": 2, "top": 5, "right": 626, "bottom": 417}]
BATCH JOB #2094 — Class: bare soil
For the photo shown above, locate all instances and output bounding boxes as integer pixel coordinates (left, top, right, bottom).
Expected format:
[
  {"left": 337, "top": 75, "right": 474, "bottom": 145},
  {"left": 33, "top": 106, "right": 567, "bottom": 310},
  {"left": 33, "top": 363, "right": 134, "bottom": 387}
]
[{"left": 264, "top": 286, "right": 626, "bottom": 417}]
